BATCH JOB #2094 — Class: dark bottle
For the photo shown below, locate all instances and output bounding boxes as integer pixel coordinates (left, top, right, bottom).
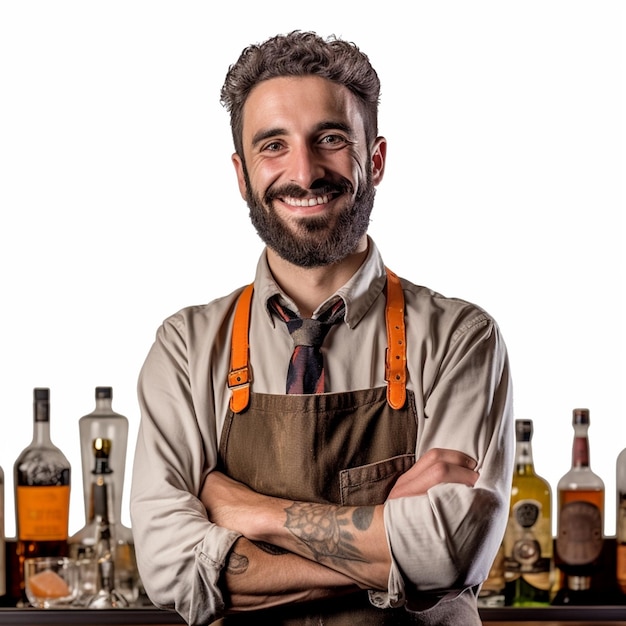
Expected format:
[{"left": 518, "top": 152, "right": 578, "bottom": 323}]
[
  {"left": 616, "top": 446, "right": 626, "bottom": 594},
  {"left": 0, "top": 462, "right": 5, "bottom": 600},
  {"left": 555, "top": 408, "right": 604, "bottom": 598},
  {"left": 13, "top": 388, "right": 71, "bottom": 599},
  {"left": 85, "top": 446, "right": 129, "bottom": 609}
]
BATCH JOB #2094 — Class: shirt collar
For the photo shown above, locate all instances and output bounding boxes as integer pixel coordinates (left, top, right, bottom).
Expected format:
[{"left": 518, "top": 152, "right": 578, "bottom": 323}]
[{"left": 253, "top": 237, "right": 387, "bottom": 329}]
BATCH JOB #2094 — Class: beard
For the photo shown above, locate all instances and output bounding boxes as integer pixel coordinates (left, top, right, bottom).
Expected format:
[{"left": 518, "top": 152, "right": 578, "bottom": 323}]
[{"left": 243, "top": 168, "right": 376, "bottom": 268}]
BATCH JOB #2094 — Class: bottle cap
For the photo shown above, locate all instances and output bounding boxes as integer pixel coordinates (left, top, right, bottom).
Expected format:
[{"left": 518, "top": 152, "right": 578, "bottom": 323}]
[
  {"left": 515, "top": 419, "right": 533, "bottom": 441},
  {"left": 572, "top": 408, "right": 590, "bottom": 425},
  {"left": 34, "top": 388, "right": 49, "bottom": 402},
  {"left": 96, "top": 387, "right": 113, "bottom": 399}
]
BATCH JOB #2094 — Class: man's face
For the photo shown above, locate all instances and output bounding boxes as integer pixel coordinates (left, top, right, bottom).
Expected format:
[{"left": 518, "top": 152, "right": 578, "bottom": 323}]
[{"left": 232, "top": 75, "right": 386, "bottom": 267}]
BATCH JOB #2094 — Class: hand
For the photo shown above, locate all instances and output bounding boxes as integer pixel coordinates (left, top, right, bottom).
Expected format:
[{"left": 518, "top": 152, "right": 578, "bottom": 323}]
[
  {"left": 387, "top": 447, "right": 478, "bottom": 500},
  {"left": 201, "top": 471, "right": 276, "bottom": 538}
]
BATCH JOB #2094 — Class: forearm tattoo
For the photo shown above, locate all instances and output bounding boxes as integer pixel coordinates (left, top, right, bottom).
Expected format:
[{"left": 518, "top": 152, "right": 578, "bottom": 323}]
[
  {"left": 284, "top": 502, "right": 373, "bottom": 563},
  {"left": 253, "top": 540, "right": 289, "bottom": 555},
  {"left": 226, "top": 541, "right": 287, "bottom": 576},
  {"left": 226, "top": 550, "right": 249, "bottom": 575}
]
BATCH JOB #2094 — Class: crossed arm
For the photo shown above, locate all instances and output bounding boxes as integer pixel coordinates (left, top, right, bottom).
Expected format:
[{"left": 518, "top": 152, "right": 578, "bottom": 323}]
[{"left": 200, "top": 448, "right": 478, "bottom": 611}]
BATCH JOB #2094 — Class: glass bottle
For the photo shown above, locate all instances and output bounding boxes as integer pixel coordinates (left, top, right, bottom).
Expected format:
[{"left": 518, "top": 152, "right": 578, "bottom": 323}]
[
  {"left": 617, "top": 446, "right": 626, "bottom": 594},
  {"left": 13, "top": 388, "right": 70, "bottom": 599},
  {"left": 504, "top": 419, "right": 553, "bottom": 606},
  {"left": 0, "top": 462, "right": 5, "bottom": 599},
  {"left": 555, "top": 408, "right": 604, "bottom": 596},
  {"left": 68, "top": 437, "right": 115, "bottom": 605},
  {"left": 85, "top": 447, "right": 129, "bottom": 609},
  {"left": 79, "top": 387, "right": 129, "bottom": 529},
  {"left": 78, "top": 387, "right": 138, "bottom": 602}
]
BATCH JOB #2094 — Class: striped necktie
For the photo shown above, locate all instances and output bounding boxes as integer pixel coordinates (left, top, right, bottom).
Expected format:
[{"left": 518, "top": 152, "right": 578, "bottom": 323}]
[{"left": 270, "top": 297, "right": 346, "bottom": 394}]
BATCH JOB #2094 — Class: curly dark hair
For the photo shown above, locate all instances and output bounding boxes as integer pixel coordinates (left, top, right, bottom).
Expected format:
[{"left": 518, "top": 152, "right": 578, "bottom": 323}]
[{"left": 220, "top": 31, "right": 381, "bottom": 157}]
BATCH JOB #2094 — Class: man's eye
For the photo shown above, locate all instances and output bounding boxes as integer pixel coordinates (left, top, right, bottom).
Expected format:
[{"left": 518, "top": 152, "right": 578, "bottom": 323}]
[
  {"left": 320, "top": 134, "right": 346, "bottom": 145},
  {"left": 263, "top": 141, "right": 283, "bottom": 152}
]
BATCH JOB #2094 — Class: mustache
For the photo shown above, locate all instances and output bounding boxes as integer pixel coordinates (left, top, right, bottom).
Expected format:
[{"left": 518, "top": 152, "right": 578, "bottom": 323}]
[{"left": 263, "top": 179, "right": 354, "bottom": 204}]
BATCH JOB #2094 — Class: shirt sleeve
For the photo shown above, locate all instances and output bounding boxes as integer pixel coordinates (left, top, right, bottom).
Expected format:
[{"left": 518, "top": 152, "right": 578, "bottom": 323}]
[
  {"left": 379, "top": 310, "right": 514, "bottom": 609},
  {"left": 130, "top": 314, "right": 241, "bottom": 626}
]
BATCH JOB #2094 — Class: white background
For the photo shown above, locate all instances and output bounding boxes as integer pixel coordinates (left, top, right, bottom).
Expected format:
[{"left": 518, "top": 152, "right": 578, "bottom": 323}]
[{"left": 0, "top": 1, "right": 624, "bottom": 539}]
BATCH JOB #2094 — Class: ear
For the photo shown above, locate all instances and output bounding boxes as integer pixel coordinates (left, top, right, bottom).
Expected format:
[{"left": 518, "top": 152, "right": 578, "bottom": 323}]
[
  {"left": 370, "top": 136, "right": 387, "bottom": 186},
  {"left": 232, "top": 153, "right": 248, "bottom": 200}
]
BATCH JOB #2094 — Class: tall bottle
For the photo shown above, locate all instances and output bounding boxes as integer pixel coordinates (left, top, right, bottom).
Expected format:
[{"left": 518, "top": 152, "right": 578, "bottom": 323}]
[
  {"left": 79, "top": 387, "right": 129, "bottom": 529},
  {"left": 504, "top": 419, "right": 553, "bottom": 605},
  {"left": 0, "top": 462, "right": 5, "bottom": 600},
  {"left": 555, "top": 408, "right": 604, "bottom": 595},
  {"left": 84, "top": 443, "right": 128, "bottom": 609},
  {"left": 68, "top": 437, "right": 116, "bottom": 605},
  {"left": 617, "top": 446, "right": 626, "bottom": 594},
  {"left": 13, "top": 388, "right": 71, "bottom": 597}
]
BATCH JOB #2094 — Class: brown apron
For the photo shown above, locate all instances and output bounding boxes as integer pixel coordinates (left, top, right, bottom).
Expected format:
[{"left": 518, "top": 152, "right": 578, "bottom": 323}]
[{"left": 217, "top": 270, "right": 481, "bottom": 625}]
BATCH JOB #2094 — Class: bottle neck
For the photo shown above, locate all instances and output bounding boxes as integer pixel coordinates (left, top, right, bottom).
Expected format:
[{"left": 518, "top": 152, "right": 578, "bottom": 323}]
[
  {"left": 94, "top": 398, "right": 114, "bottom": 415},
  {"left": 32, "top": 398, "right": 53, "bottom": 445},
  {"left": 32, "top": 419, "right": 53, "bottom": 446},
  {"left": 571, "top": 425, "right": 590, "bottom": 468},
  {"left": 514, "top": 440, "right": 535, "bottom": 474}
]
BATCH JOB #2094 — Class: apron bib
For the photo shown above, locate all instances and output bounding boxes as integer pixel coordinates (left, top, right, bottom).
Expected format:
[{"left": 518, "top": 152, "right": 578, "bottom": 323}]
[{"left": 217, "top": 270, "right": 480, "bottom": 625}]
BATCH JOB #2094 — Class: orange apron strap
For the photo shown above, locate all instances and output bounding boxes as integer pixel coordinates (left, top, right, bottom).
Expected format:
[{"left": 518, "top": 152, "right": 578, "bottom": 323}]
[
  {"left": 228, "top": 269, "right": 407, "bottom": 412},
  {"left": 228, "top": 283, "right": 254, "bottom": 413},
  {"left": 384, "top": 267, "right": 407, "bottom": 409}
]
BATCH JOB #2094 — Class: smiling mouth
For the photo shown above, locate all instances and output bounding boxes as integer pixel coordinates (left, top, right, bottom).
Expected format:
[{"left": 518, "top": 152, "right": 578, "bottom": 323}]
[{"left": 280, "top": 192, "right": 336, "bottom": 207}]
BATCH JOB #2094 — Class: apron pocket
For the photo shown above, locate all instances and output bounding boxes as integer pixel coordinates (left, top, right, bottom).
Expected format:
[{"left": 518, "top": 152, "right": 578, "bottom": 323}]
[{"left": 339, "top": 454, "right": 415, "bottom": 506}]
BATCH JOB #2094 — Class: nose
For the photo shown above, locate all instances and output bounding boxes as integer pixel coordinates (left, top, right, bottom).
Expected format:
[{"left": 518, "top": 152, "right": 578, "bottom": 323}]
[{"left": 287, "top": 142, "right": 325, "bottom": 189}]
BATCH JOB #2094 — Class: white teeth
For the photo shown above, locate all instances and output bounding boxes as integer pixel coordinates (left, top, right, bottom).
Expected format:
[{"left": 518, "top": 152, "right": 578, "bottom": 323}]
[{"left": 283, "top": 194, "right": 331, "bottom": 207}]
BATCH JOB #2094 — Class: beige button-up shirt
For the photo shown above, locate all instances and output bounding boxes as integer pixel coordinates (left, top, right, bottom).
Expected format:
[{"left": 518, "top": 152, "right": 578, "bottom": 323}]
[{"left": 130, "top": 238, "right": 514, "bottom": 625}]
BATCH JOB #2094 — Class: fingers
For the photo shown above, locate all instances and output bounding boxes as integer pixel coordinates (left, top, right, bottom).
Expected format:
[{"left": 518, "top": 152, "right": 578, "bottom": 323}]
[
  {"left": 415, "top": 447, "right": 477, "bottom": 472},
  {"left": 387, "top": 448, "right": 479, "bottom": 500}
]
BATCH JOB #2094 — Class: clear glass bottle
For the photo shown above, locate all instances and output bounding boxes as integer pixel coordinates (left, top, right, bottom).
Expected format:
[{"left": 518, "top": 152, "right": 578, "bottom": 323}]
[
  {"left": 13, "top": 388, "right": 71, "bottom": 600},
  {"left": 616, "top": 446, "right": 626, "bottom": 594},
  {"left": 555, "top": 408, "right": 604, "bottom": 595},
  {"left": 504, "top": 419, "right": 553, "bottom": 606},
  {"left": 68, "top": 437, "right": 115, "bottom": 605},
  {"left": 78, "top": 387, "right": 138, "bottom": 602},
  {"left": 79, "top": 387, "right": 129, "bottom": 528},
  {"left": 69, "top": 437, "right": 138, "bottom": 605},
  {"left": 85, "top": 451, "right": 128, "bottom": 610}
]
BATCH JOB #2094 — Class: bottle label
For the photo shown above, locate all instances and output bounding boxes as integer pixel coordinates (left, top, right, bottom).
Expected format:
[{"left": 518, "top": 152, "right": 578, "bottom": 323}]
[
  {"left": 16, "top": 485, "right": 70, "bottom": 540},
  {"left": 556, "top": 500, "right": 603, "bottom": 565},
  {"left": 504, "top": 499, "right": 551, "bottom": 582}
]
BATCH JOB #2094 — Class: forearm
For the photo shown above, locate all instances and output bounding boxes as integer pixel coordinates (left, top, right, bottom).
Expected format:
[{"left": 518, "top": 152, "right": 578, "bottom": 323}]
[
  {"left": 203, "top": 475, "right": 391, "bottom": 590},
  {"left": 222, "top": 537, "right": 359, "bottom": 611}
]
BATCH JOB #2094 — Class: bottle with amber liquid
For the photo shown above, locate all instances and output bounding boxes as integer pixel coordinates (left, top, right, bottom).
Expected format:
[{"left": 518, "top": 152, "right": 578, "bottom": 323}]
[
  {"left": 555, "top": 408, "right": 604, "bottom": 599},
  {"left": 616, "top": 446, "right": 626, "bottom": 594},
  {"left": 13, "top": 388, "right": 71, "bottom": 599},
  {"left": 504, "top": 419, "right": 553, "bottom": 605}
]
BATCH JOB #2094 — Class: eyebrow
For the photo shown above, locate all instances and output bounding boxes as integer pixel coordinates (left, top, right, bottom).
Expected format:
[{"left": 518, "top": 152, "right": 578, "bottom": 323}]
[{"left": 250, "top": 120, "right": 354, "bottom": 148}]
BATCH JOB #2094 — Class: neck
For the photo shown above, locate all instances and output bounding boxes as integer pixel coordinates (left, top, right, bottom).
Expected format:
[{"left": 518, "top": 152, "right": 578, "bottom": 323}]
[{"left": 267, "top": 237, "right": 368, "bottom": 317}]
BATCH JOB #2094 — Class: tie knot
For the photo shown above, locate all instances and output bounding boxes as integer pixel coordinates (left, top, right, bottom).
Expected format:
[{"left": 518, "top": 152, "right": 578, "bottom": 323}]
[
  {"left": 269, "top": 296, "right": 345, "bottom": 395},
  {"left": 271, "top": 298, "right": 345, "bottom": 348},
  {"left": 288, "top": 317, "right": 332, "bottom": 347}
]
